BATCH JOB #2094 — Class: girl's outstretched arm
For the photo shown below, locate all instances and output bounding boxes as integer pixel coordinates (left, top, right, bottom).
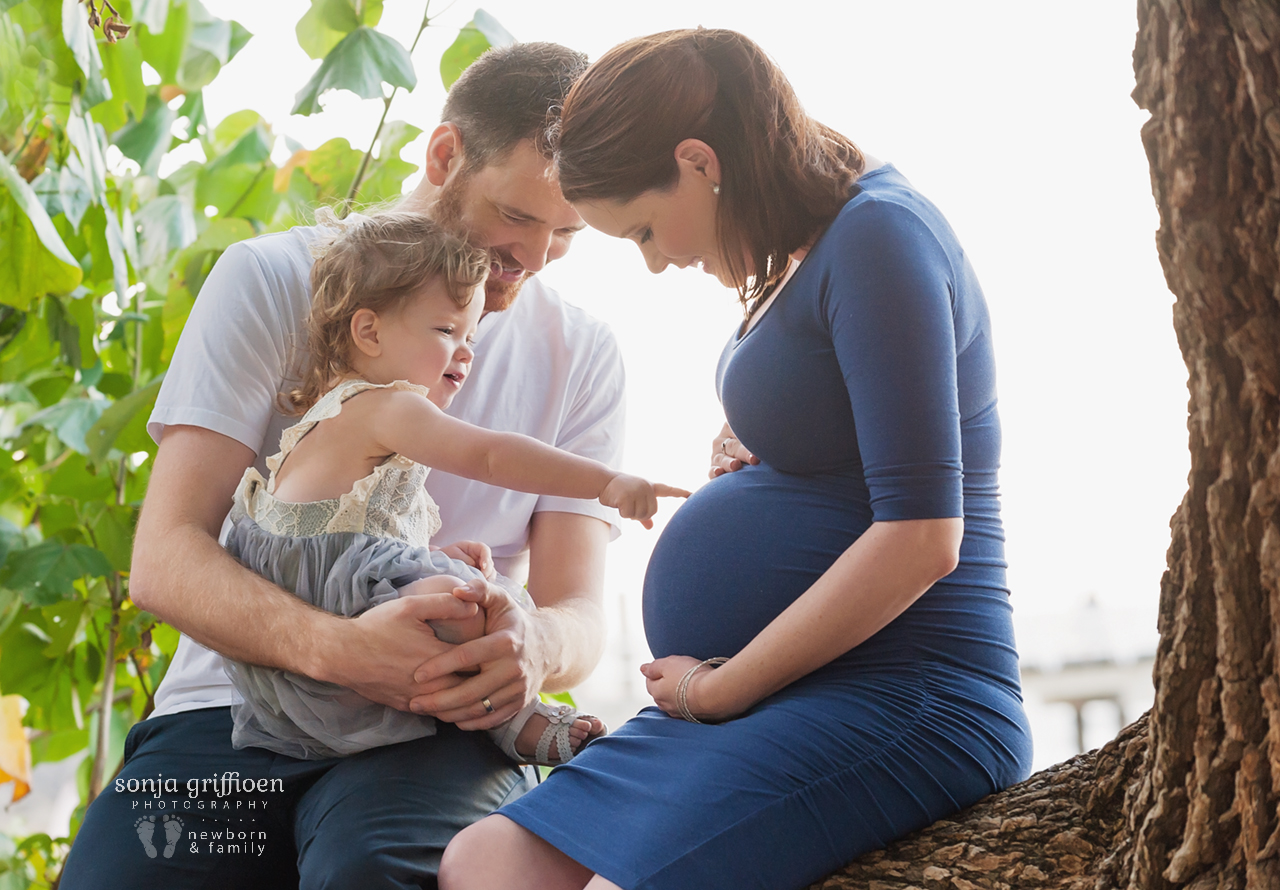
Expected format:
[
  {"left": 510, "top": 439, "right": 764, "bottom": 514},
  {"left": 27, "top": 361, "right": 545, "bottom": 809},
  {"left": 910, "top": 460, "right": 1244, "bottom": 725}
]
[{"left": 367, "top": 388, "right": 688, "bottom": 524}]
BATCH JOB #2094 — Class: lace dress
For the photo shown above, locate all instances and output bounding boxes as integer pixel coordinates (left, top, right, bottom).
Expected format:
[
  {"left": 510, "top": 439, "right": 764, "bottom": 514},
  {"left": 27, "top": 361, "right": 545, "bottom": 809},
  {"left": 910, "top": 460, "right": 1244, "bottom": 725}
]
[{"left": 223, "top": 379, "right": 526, "bottom": 760}]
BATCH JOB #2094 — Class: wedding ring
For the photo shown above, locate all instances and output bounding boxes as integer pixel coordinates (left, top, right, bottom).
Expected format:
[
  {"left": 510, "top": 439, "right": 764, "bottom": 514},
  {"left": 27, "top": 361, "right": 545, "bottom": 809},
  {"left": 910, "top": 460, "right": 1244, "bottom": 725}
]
[
  {"left": 720, "top": 438, "right": 731, "bottom": 454},
  {"left": 482, "top": 698, "right": 495, "bottom": 714}
]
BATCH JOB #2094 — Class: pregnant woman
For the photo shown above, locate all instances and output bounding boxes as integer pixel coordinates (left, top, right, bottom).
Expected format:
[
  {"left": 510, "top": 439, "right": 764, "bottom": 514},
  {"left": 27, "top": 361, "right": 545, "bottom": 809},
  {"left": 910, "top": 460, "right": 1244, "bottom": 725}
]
[{"left": 441, "top": 28, "right": 1033, "bottom": 890}]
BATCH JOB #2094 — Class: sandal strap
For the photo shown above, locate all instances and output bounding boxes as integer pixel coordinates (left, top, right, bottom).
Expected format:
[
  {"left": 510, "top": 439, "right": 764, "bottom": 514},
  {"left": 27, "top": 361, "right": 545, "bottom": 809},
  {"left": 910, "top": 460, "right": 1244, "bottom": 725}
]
[
  {"left": 535, "top": 716, "right": 573, "bottom": 764},
  {"left": 486, "top": 700, "right": 606, "bottom": 767}
]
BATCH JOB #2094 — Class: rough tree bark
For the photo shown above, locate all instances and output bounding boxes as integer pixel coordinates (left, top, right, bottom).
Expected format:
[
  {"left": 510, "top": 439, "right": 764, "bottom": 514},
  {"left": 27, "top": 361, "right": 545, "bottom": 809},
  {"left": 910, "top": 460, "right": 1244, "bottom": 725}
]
[{"left": 812, "top": 2, "right": 1280, "bottom": 888}]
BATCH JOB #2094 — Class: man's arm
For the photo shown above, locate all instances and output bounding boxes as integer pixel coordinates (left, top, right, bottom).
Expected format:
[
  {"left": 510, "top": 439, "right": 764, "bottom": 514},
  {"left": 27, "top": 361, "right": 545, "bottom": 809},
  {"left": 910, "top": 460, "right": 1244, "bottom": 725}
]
[
  {"left": 130, "top": 425, "right": 474, "bottom": 711},
  {"left": 523, "top": 510, "right": 610, "bottom": 691},
  {"left": 408, "top": 510, "right": 609, "bottom": 728}
]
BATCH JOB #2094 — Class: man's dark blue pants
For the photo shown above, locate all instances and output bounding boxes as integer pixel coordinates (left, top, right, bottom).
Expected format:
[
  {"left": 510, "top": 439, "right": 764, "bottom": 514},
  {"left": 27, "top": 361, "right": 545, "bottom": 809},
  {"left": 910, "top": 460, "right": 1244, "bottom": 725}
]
[{"left": 59, "top": 707, "right": 531, "bottom": 889}]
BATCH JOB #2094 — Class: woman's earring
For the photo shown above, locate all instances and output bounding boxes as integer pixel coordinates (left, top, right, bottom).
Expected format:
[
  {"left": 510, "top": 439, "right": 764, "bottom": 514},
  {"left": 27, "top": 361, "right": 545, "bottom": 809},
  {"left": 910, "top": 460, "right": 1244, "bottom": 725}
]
[{"left": 712, "top": 182, "right": 720, "bottom": 195}]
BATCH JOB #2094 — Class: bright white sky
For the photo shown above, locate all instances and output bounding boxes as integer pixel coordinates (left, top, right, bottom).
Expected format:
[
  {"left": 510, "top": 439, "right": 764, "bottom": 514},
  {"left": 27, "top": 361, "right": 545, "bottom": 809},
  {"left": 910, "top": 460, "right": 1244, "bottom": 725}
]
[{"left": 200, "top": 1, "right": 1182, "bottom": 685}]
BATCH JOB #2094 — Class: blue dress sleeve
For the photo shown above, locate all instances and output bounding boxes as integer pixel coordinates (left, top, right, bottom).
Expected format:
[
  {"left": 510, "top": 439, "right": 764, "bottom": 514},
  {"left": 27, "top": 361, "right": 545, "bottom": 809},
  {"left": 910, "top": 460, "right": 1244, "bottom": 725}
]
[{"left": 817, "top": 200, "right": 964, "bottom": 521}]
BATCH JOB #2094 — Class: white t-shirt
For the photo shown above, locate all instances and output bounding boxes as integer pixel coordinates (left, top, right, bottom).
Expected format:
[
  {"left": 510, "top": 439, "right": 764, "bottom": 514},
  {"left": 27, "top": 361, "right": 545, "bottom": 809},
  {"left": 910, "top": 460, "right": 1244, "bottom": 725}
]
[{"left": 147, "top": 226, "right": 626, "bottom": 717}]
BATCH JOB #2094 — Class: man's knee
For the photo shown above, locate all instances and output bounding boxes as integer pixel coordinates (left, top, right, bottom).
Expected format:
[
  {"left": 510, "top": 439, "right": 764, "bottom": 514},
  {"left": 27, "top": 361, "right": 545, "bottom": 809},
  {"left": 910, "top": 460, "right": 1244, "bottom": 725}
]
[{"left": 299, "top": 840, "right": 433, "bottom": 890}]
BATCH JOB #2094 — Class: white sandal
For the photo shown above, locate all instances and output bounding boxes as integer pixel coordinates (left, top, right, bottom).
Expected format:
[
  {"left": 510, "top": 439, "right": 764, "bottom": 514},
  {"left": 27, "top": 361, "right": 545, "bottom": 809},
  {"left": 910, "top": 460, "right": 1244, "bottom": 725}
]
[{"left": 488, "top": 700, "right": 607, "bottom": 766}]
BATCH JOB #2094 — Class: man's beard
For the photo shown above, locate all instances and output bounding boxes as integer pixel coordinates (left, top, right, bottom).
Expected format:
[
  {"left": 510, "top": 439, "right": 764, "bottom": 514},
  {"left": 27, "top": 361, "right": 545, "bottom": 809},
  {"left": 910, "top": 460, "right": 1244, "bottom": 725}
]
[{"left": 432, "top": 172, "right": 533, "bottom": 313}]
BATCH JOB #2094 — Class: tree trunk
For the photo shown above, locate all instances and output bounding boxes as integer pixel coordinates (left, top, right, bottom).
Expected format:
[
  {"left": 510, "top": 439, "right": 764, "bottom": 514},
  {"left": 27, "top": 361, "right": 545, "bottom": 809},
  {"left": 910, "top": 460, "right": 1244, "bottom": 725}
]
[{"left": 814, "top": 2, "right": 1280, "bottom": 887}]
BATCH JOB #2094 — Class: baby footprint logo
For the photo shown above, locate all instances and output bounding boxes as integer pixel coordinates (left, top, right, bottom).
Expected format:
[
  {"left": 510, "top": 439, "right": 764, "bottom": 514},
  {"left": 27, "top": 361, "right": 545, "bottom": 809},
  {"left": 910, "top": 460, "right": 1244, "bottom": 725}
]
[
  {"left": 134, "top": 816, "right": 158, "bottom": 859},
  {"left": 161, "top": 814, "right": 184, "bottom": 859}
]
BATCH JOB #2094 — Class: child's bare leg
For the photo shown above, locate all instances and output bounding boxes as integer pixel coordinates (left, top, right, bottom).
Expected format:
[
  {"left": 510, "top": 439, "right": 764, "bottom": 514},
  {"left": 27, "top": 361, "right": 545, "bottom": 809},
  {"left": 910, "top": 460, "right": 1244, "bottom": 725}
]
[{"left": 400, "top": 576, "right": 485, "bottom": 645}]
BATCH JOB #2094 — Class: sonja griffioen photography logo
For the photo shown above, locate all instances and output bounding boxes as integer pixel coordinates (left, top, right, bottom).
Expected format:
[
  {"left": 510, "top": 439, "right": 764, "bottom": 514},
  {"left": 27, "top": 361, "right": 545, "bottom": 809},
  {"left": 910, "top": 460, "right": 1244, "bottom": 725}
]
[
  {"left": 117, "top": 771, "right": 280, "bottom": 860},
  {"left": 134, "top": 814, "right": 184, "bottom": 859}
]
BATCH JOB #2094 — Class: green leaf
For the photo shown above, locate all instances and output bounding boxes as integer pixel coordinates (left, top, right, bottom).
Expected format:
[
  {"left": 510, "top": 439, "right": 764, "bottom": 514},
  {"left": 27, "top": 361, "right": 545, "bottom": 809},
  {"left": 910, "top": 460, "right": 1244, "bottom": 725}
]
[
  {"left": 61, "top": 0, "right": 111, "bottom": 108},
  {"left": 301, "top": 137, "right": 363, "bottom": 203},
  {"left": 31, "top": 170, "right": 64, "bottom": 222},
  {"left": 472, "top": 9, "right": 515, "bottom": 48},
  {"left": 292, "top": 26, "right": 415, "bottom": 116},
  {"left": 65, "top": 290, "right": 95, "bottom": 369},
  {"left": 0, "top": 517, "right": 23, "bottom": 570},
  {"left": 103, "top": 204, "right": 130, "bottom": 303},
  {"left": 95, "top": 27, "right": 148, "bottom": 132},
  {"left": 196, "top": 122, "right": 279, "bottom": 221},
  {"left": 206, "top": 119, "right": 271, "bottom": 168},
  {"left": 58, "top": 161, "right": 94, "bottom": 230},
  {"left": 208, "top": 109, "right": 266, "bottom": 156},
  {"left": 1, "top": 321, "right": 62, "bottom": 389},
  {"left": 65, "top": 110, "right": 108, "bottom": 202},
  {"left": 120, "top": 204, "right": 139, "bottom": 270},
  {"left": 0, "top": 619, "right": 56, "bottom": 703},
  {"left": 87, "top": 504, "right": 134, "bottom": 572},
  {"left": 94, "top": 372, "right": 132, "bottom": 399},
  {"left": 440, "top": 10, "right": 515, "bottom": 90},
  {"left": 113, "top": 92, "right": 178, "bottom": 176},
  {"left": 171, "top": 216, "right": 254, "bottom": 297},
  {"left": 20, "top": 396, "right": 108, "bottom": 454},
  {"left": 134, "top": 194, "right": 197, "bottom": 267},
  {"left": 26, "top": 369, "right": 73, "bottom": 407},
  {"left": 30, "top": 726, "right": 89, "bottom": 764},
  {"left": 177, "top": 0, "right": 252, "bottom": 92},
  {"left": 296, "top": 0, "right": 384, "bottom": 60},
  {"left": 134, "top": 0, "right": 169, "bottom": 33},
  {"left": 40, "top": 598, "right": 89, "bottom": 658},
  {"left": 0, "top": 307, "right": 28, "bottom": 357},
  {"left": 84, "top": 375, "right": 162, "bottom": 464},
  {"left": 358, "top": 120, "right": 422, "bottom": 204},
  {"left": 47, "top": 451, "right": 114, "bottom": 502},
  {"left": 1, "top": 540, "right": 113, "bottom": 606},
  {"left": 0, "top": 158, "right": 84, "bottom": 311},
  {"left": 137, "top": 0, "right": 190, "bottom": 84}
]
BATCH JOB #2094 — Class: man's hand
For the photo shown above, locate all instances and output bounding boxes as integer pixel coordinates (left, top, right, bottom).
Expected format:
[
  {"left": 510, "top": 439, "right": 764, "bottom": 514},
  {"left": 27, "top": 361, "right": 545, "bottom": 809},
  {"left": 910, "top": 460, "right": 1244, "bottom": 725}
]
[
  {"left": 408, "top": 579, "right": 538, "bottom": 730},
  {"left": 435, "top": 540, "right": 496, "bottom": 579},
  {"left": 328, "top": 594, "right": 477, "bottom": 710},
  {"left": 407, "top": 512, "right": 610, "bottom": 729},
  {"left": 709, "top": 421, "right": 759, "bottom": 478}
]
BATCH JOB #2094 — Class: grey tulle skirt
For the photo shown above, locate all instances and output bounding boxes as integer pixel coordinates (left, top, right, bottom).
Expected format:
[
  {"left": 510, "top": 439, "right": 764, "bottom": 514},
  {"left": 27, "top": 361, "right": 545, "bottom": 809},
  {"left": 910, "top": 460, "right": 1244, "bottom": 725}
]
[{"left": 223, "top": 516, "right": 492, "bottom": 760}]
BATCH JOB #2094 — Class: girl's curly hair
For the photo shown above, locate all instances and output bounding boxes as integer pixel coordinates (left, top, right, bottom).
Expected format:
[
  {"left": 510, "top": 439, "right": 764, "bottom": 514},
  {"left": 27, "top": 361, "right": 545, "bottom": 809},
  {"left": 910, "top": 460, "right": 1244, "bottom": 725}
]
[{"left": 289, "top": 207, "right": 491, "bottom": 412}]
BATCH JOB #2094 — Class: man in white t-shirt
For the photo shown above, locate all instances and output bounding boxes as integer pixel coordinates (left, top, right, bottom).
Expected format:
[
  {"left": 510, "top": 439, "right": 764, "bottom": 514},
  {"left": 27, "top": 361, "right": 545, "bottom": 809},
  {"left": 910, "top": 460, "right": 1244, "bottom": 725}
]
[{"left": 61, "top": 44, "right": 622, "bottom": 889}]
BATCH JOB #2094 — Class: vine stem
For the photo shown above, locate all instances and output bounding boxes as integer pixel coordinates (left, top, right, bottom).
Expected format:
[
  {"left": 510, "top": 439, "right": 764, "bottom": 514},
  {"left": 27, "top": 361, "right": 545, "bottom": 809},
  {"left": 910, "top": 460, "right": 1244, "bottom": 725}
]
[
  {"left": 87, "top": 585, "right": 120, "bottom": 803},
  {"left": 340, "top": 0, "right": 433, "bottom": 216}
]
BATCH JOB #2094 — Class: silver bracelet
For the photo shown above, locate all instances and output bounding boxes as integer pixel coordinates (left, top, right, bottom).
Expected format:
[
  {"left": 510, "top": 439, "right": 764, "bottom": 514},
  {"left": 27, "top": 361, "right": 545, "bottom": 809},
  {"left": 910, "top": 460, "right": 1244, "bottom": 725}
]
[{"left": 675, "top": 657, "right": 729, "bottom": 723}]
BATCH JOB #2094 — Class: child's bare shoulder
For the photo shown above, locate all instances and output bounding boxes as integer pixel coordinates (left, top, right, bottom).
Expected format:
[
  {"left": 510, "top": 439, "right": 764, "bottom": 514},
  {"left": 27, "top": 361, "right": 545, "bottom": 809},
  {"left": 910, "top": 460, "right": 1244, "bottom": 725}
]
[{"left": 343, "top": 384, "right": 435, "bottom": 417}]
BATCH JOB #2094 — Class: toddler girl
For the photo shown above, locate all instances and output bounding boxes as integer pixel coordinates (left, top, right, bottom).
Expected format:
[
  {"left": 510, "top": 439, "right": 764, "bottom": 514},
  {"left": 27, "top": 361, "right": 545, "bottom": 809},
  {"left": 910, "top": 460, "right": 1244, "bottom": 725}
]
[{"left": 223, "top": 208, "right": 686, "bottom": 765}]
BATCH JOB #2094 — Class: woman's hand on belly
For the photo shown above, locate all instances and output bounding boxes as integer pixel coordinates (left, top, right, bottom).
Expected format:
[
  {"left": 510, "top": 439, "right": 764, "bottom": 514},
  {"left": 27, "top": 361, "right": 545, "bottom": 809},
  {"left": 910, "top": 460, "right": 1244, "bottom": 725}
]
[{"left": 709, "top": 421, "right": 759, "bottom": 478}]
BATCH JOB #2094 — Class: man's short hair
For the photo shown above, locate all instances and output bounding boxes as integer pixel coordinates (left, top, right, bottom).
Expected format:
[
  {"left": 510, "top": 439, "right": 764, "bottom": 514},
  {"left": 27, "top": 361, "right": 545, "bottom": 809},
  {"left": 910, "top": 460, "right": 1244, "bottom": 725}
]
[{"left": 441, "top": 41, "right": 588, "bottom": 171}]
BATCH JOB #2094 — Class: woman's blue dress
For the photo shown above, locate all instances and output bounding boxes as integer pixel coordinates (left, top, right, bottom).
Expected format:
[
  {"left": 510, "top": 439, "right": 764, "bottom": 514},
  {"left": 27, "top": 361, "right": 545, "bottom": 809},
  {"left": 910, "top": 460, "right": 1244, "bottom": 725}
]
[{"left": 499, "top": 165, "right": 1034, "bottom": 890}]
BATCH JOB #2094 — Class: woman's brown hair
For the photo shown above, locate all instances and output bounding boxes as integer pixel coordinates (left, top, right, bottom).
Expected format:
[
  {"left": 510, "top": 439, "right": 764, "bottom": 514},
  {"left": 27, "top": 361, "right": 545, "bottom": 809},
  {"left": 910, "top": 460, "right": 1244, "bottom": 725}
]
[
  {"left": 290, "top": 208, "right": 490, "bottom": 412},
  {"left": 554, "top": 28, "right": 864, "bottom": 308}
]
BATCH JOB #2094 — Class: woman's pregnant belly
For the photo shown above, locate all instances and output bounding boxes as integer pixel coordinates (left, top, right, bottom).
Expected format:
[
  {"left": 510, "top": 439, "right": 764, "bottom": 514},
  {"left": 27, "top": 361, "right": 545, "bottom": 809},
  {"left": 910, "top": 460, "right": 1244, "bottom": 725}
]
[
  {"left": 643, "top": 464, "right": 872, "bottom": 661},
  {"left": 643, "top": 464, "right": 1023, "bottom": 688}
]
